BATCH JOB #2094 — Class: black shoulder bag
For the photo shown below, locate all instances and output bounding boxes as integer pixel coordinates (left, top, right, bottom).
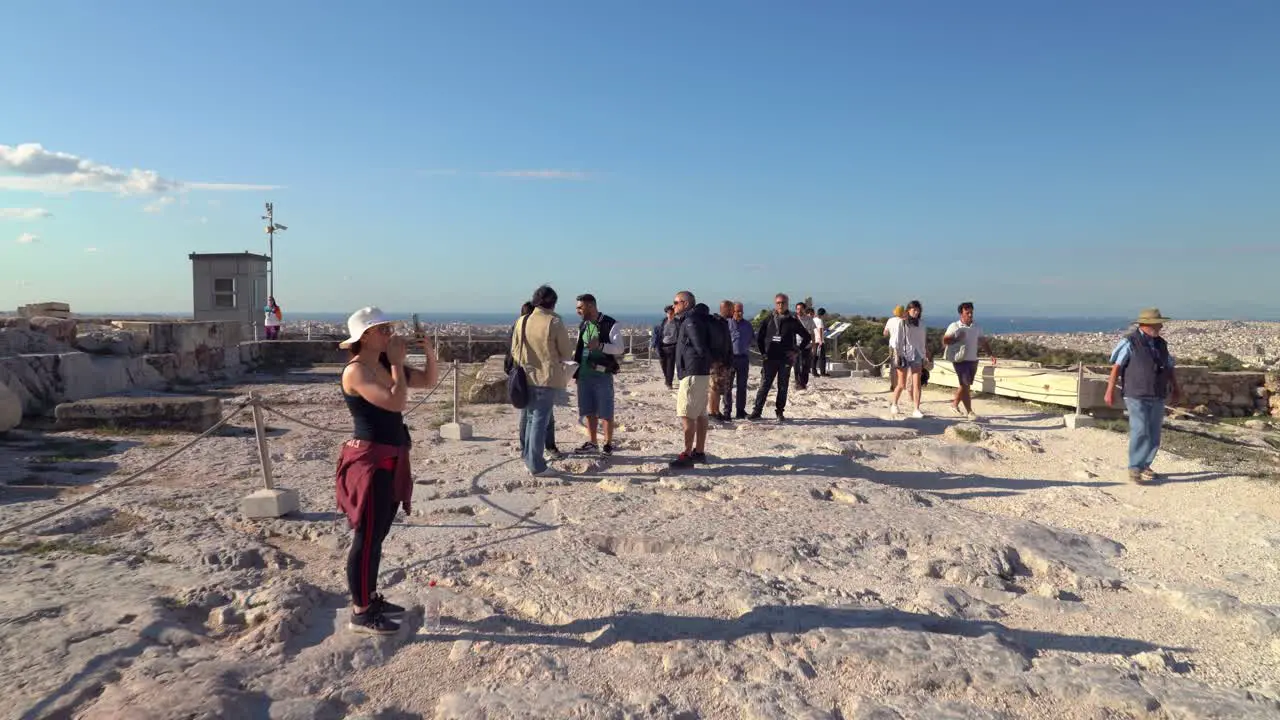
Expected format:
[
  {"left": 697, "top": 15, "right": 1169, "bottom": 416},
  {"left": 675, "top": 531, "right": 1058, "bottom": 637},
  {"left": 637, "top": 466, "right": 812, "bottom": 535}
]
[{"left": 507, "top": 315, "right": 532, "bottom": 408}]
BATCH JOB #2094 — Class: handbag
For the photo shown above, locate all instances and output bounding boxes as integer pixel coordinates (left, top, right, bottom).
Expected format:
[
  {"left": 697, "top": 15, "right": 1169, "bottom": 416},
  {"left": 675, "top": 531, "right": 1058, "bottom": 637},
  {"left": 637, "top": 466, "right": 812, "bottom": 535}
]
[{"left": 507, "top": 315, "right": 531, "bottom": 409}]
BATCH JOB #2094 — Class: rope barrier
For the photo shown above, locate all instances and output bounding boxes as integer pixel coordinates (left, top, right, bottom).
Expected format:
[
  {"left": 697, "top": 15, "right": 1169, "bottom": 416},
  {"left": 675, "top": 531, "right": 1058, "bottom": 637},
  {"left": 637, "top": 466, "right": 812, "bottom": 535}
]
[
  {"left": 1, "top": 360, "right": 470, "bottom": 539},
  {"left": 0, "top": 398, "right": 255, "bottom": 539},
  {"left": 259, "top": 362, "right": 462, "bottom": 433}
]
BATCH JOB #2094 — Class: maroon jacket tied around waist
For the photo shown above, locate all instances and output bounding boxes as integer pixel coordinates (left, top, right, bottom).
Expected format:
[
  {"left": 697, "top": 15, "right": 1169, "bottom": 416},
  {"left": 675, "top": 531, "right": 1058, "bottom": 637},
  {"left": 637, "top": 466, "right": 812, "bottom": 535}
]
[{"left": 335, "top": 439, "right": 413, "bottom": 528}]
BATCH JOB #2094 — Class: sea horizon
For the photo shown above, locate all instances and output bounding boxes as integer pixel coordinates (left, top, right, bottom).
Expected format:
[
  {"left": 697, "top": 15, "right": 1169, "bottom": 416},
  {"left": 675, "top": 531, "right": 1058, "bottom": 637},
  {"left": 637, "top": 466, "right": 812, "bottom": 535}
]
[{"left": 35, "top": 310, "right": 1280, "bottom": 335}]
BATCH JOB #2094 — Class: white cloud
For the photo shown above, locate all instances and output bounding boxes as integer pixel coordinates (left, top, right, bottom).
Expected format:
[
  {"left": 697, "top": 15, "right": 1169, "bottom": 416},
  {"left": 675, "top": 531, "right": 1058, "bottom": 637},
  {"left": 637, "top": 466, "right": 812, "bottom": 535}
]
[
  {"left": 143, "top": 196, "right": 177, "bottom": 214},
  {"left": 197, "top": 216, "right": 209, "bottom": 224},
  {"left": 15, "top": 232, "right": 39, "bottom": 244},
  {"left": 482, "top": 170, "right": 593, "bottom": 180},
  {"left": 0, "top": 207, "right": 52, "bottom": 220},
  {"left": 84, "top": 247, "right": 98, "bottom": 253},
  {"left": 185, "top": 182, "right": 284, "bottom": 191},
  {"left": 0, "top": 143, "right": 282, "bottom": 196},
  {"left": 419, "top": 168, "right": 595, "bottom": 180},
  {"left": 207, "top": 199, "right": 222, "bottom": 208}
]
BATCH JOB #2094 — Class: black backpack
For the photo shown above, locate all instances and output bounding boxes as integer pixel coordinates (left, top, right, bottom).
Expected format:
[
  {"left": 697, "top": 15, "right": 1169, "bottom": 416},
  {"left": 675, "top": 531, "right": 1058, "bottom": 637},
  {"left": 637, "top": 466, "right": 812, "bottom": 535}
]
[
  {"left": 507, "top": 315, "right": 531, "bottom": 409},
  {"left": 707, "top": 315, "right": 733, "bottom": 364}
]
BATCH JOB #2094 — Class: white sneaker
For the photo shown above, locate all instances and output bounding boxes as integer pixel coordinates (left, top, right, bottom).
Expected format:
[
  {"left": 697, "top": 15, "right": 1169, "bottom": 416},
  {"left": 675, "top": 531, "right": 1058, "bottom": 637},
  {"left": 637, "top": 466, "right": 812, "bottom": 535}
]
[
  {"left": 911, "top": 408, "right": 925, "bottom": 419},
  {"left": 952, "top": 404, "right": 964, "bottom": 417},
  {"left": 966, "top": 411, "right": 979, "bottom": 421},
  {"left": 889, "top": 404, "right": 900, "bottom": 415}
]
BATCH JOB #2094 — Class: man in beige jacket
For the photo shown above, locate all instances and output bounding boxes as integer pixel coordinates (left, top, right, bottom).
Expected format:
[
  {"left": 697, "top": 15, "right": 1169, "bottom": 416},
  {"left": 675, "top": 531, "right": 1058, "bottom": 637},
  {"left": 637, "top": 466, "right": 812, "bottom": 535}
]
[{"left": 510, "top": 285, "right": 575, "bottom": 476}]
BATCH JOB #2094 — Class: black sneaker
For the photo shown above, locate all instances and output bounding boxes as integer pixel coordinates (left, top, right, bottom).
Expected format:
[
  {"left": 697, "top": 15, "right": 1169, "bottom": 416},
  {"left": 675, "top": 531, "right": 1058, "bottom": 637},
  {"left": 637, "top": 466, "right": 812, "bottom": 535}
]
[
  {"left": 369, "top": 594, "right": 405, "bottom": 617},
  {"left": 776, "top": 412, "right": 787, "bottom": 423},
  {"left": 349, "top": 610, "right": 399, "bottom": 636},
  {"left": 746, "top": 413, "right": 762, "bottom": 422},
  {"left": 690, "top": 451, "right": 707, "bottom": 464},
  {"left": 546, "top": 446, "right": 566, "bottom": 460},
  {"left": 735, "top": 412, "right": 748, "bottom": 420},
  {"left": 669, "top": 452, "right": 695, "bottom": 468},
  {"left": 601, "top": 443, "right": 614, "bottom": 456},
  {"left": 574, "top": 442, "right": 599, "bottom": 456}
]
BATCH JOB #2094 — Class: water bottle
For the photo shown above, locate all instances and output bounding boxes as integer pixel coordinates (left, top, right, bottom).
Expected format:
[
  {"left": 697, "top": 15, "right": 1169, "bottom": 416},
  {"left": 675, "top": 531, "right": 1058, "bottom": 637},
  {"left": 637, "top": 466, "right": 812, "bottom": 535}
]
[{"left": 424, "top": 580, "right": 442, "bottom": 630}]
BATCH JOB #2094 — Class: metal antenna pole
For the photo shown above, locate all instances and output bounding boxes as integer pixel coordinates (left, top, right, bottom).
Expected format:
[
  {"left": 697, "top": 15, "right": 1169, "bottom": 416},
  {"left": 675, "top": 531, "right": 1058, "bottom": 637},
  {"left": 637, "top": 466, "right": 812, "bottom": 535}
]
[{"left": 265, "top": 202, "right": 274, "bottom": 299}]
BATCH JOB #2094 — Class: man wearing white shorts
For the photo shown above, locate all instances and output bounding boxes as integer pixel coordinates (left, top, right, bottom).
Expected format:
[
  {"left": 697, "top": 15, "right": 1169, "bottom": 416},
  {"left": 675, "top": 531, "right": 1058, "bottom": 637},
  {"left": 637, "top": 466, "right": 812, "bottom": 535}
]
[{"left": 669, "top": 290, "right": 712, "bottom": 468}]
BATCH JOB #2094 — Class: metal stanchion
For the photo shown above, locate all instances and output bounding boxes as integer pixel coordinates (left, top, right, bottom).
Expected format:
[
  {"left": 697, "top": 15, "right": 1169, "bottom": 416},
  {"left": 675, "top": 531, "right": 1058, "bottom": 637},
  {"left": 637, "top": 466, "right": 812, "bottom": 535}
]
[
  {"left": 440, "top": 360, "right": 473, "bottom": 440},
  {"left": 241, "top": 393, "right": 301, "bottom": 517},
  {"left": 1064, "top": 361, "right": 1095, "bottom": 429}
]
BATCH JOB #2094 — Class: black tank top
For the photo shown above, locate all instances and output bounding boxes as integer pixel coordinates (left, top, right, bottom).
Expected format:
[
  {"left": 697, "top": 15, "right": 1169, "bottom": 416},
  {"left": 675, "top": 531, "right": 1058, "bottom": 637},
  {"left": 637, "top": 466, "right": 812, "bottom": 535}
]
[{"left": 342, "top": 359, "right": 410, "bottom": 446}]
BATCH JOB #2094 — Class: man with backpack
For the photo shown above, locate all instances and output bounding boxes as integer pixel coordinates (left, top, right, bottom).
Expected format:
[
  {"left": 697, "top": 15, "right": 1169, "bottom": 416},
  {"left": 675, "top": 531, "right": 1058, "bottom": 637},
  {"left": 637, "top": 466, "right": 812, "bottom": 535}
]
[
  {"left": 707, "top": 299, "right": 736, "bottom": 422},
  {"left": 749, "top": 293, "right": 811, "bottom": 422},
  {"left": 669, "top": 290, "right": 713, "bottom": 468}
]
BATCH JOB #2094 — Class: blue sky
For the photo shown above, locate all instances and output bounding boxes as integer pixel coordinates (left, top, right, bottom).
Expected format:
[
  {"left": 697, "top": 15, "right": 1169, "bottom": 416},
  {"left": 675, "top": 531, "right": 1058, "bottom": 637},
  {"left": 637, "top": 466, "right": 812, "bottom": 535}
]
[{"left": 3, "top": 0, "right": 1278, "bottom": 318}]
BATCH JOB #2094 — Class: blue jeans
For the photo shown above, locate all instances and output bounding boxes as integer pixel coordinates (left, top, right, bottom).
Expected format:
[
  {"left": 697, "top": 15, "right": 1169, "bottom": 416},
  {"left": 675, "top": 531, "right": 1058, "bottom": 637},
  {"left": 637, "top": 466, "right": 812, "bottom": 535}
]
[
  {"left": 576, "top": 373, "right": 615, "bottom": 421},
  {"left": 1124, "top": 397, "right": 1165, "bottom": 470},
  {"left": 518, "top": 407, "right": 556, "bottom": 454},
  {"left": 520, "top": 387, "right": 557, "bottom": 474}
]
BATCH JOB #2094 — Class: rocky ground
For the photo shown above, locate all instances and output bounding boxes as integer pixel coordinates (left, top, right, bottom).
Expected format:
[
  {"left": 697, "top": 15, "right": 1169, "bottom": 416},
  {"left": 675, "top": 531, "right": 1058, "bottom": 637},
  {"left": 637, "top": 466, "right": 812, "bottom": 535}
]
[
  {"left": 999, "top": 320, "right": 1280, "bottom": 369},
  {"left": 2, "top": 361, "right": 1280, "bottom": 719}
]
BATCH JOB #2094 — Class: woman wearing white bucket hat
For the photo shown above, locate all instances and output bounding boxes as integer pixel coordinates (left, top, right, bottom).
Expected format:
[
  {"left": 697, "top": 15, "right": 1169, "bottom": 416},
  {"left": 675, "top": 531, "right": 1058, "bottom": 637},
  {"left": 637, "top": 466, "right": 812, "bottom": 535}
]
[{"left": 333, "top": 306, "right": 438, "bottom": 635}]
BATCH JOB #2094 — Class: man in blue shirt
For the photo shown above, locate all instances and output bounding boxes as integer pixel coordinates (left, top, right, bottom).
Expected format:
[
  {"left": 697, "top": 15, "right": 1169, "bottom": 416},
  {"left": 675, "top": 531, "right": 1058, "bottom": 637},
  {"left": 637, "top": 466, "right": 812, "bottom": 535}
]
[
  {"left": 722, "top": 301, "right": 755, "bottom": 419},
  {"left": 1104, "top": 308, "right": 1181, "bottom": 483}
]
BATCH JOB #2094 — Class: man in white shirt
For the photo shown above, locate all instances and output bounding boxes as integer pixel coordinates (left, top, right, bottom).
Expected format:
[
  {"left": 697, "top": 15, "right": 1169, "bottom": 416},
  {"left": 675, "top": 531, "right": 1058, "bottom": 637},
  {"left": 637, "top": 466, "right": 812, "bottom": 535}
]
[
  {"left": 942, "top": 301, "right": 996, "bottom": 419},
  {"left": 811, "top": 308, "right": 827, "bottom": 376}
]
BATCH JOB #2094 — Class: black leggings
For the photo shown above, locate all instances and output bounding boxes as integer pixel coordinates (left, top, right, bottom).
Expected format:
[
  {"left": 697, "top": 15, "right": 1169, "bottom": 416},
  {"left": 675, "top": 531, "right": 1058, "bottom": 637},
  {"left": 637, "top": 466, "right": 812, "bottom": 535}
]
[
  {"left": 347, "top": 468, "right": 399, "bottom": 608},
  {"left": 659, "top": 345, "right": 677, "bottom": 386}
]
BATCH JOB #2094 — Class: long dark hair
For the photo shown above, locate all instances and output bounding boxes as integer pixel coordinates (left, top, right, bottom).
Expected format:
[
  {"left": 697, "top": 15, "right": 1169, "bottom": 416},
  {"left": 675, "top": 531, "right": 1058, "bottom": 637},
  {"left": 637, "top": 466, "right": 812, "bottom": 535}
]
[{"left": 906, "top": 300, "right": 922, "bottom": 327}]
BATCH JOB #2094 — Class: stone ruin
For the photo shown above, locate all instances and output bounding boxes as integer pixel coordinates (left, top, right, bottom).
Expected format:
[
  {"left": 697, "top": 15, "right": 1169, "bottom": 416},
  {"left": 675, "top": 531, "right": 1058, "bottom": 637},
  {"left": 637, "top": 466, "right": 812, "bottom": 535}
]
[{"left": 0, "top": 313, "right": 348, "bottom": 433}]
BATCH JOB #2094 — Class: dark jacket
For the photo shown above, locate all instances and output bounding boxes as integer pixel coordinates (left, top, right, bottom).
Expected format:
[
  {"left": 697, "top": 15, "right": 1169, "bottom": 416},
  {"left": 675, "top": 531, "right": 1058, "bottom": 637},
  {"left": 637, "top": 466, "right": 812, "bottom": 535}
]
[
  {"left": 756, "top": 311, "right": 812, "bottom": 359},
  {"left": 675, "top": 303, "right": 713, "bottom": 377},
  {"left": 1121, "top": 329, "right": 1172, "bottom": 400},
  {"left": 574, "top": 313, "right": 621, "bottom": 375},
  {"left": 335, "top": 439, "right": 413, "bottom": 527}
]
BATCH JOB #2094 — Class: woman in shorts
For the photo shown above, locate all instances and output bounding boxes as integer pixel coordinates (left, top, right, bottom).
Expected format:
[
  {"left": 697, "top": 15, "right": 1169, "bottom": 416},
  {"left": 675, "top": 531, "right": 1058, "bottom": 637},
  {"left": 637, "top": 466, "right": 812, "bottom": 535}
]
[{"left": 889, "top": 300, "right": 928, "bottom": 418}]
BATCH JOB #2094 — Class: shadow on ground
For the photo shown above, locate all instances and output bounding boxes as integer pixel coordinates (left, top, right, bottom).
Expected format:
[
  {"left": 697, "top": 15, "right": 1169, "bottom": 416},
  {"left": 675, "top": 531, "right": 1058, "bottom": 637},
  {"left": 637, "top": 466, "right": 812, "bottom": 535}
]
[{"left": 425, "top": 603, "right": 1179, "bottom": 658}]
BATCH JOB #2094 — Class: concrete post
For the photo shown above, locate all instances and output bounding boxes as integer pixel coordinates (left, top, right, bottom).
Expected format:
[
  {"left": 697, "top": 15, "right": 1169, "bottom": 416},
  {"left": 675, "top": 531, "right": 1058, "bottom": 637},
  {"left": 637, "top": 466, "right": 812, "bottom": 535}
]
[
  {"left": 240, "top": 393, "right": 301, "bottom": 518},
  {"left": 440, "top": 360, "right": 473, "bottom": 440},
  {"left": 1064, "top": 361, "right": 1096, "bottom": 429}
]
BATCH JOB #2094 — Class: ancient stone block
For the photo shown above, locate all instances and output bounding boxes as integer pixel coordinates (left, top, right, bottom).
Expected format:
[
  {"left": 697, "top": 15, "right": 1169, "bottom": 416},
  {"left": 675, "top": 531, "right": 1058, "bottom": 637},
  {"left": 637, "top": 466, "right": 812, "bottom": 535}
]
[
  {"left": 28, "top": 316, "right": 77, "bottom": 344},
  {"left": 0, "top": 381, "right": 20, "bottom": 432},
  {"left": 467, "top": 355, "right": 509, "bottom": 404},
  {"left": 54, "top": 394, "right": 222, "bottom": 432},
  {"left": 240, "top": 488, "right": 300, "bottom": 519}
]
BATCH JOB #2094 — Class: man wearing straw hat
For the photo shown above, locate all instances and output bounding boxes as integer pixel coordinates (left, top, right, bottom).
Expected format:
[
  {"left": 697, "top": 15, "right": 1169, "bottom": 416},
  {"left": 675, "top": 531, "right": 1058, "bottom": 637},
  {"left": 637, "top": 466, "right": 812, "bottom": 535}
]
[{"left": 1104, "top": 308, "right": 1181, "bottom": 483}]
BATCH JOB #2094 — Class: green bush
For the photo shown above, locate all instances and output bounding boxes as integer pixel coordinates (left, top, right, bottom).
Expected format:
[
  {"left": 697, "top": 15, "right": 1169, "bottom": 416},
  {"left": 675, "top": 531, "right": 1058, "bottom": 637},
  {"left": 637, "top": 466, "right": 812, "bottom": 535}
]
[
  {"left": 750, "top": 311, "right": 1112, "bottom": 368},
  {"left": 1186, "top": 351, "right": 1247, "bottom": 372}
]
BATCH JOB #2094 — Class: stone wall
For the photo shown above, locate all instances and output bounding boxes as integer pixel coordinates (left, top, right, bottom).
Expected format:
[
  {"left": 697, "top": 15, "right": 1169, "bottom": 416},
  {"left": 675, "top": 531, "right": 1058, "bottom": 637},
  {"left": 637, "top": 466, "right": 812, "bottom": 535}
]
[
  {"left": 1177, "top": 366, "right": 1271, "bottom": 417},
  {"left": 0, "top": 318, "right": 250, "bottom": 418},
  {"left": 242, "top": 340, "right": 348, "bottom": 368}
]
